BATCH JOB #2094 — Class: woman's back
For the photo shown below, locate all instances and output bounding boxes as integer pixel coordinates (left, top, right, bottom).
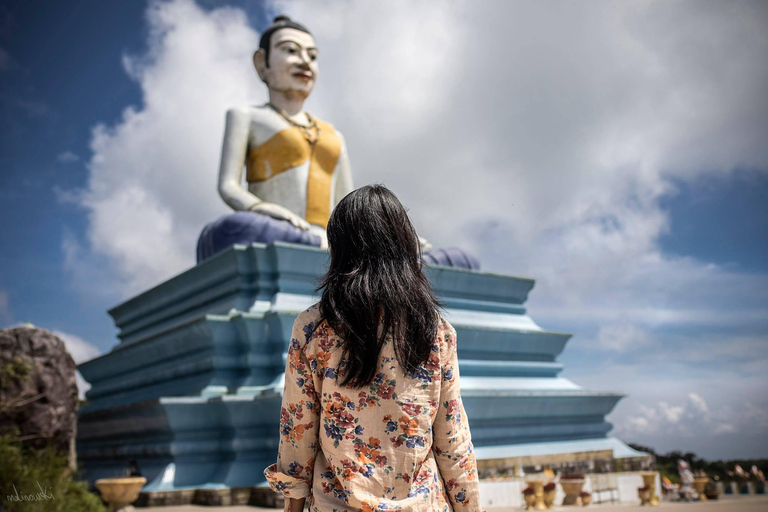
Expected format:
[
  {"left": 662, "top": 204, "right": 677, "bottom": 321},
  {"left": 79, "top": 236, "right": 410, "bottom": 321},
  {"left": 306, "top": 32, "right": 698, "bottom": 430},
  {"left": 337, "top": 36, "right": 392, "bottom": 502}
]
[
  {"left": 264, "top": 184, "right": 481, "bottom": 511},
  {"left": 265, "top": 303, "right": 480, "bottom": 511}
]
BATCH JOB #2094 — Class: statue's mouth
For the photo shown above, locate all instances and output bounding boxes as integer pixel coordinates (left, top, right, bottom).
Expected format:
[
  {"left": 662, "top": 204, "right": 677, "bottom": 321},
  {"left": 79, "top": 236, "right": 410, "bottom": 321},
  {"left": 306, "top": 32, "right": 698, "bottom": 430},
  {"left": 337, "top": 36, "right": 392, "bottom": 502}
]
[{"left": 293, "top": 71, "right": 313, "bottom": 81}]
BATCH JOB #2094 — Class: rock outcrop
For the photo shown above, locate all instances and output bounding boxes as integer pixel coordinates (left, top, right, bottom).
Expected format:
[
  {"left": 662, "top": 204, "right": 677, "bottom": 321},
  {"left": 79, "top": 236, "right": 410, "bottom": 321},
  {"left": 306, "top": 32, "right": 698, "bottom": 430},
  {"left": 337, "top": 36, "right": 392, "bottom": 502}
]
[{"left": 0, "top": 325, "right": 79, "bottom": 470}]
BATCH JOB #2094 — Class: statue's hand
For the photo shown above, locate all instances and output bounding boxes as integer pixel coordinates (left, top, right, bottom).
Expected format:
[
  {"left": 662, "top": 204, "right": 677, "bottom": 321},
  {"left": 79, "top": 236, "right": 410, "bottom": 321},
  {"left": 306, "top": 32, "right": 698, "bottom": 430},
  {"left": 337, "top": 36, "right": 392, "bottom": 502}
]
[{"left": 250, "top": 202, "right": 311, "bottom": 231}]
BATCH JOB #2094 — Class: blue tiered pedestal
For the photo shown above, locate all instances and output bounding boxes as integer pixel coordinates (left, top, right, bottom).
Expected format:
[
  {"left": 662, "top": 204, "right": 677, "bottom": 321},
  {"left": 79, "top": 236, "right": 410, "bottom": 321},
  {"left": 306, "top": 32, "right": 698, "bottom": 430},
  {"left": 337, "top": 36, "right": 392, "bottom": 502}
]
[{"left": 77, "top": 242, "right": 641, "bottom": 496}]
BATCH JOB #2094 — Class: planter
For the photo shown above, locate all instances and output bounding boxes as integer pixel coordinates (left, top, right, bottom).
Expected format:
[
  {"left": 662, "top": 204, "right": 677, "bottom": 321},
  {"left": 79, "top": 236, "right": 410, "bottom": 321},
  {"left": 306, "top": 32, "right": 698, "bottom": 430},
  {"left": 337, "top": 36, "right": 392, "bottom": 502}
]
[
  {"left": 638, "top": 488, "right": 651, "bottom": 506},
  {"left": 526, "top": 480, "right": 547, "bottom": 511},
  {"left": 581, "top": 494, "right": 592, "bottom": 506},
  {"left": 524, "top": 493, "right": 537, "bottom": 510},
  {"left": 543, "top": 489, "right": 556, "bottom": 509},
  {"left": 561, "top": 480, "right": 585, "bottom": 506},
  {"left": 95, "top": 477, "right": 147, "bottom": 512},
  {"left": 640, "top": 472, "right": 659, "bottom": 506},
  {"left": 693, "top": 477, "right": 709, "bottom": 501}
]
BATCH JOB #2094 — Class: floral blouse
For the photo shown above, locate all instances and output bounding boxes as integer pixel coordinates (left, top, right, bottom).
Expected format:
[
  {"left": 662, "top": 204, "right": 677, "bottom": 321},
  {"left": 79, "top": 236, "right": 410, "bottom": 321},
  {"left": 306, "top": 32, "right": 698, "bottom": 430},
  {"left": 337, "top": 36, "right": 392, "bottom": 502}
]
[{"left": 264, "top": 304, "right": 481, "bottom": 512}]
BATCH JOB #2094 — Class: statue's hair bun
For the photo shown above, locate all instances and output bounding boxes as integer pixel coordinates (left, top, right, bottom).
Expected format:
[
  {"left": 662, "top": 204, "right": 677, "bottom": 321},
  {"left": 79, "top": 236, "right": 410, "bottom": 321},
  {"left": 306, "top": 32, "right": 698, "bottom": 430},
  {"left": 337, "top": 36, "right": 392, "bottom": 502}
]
[{"left": 259, "top": 15, "right": 311, "bottom": 53}]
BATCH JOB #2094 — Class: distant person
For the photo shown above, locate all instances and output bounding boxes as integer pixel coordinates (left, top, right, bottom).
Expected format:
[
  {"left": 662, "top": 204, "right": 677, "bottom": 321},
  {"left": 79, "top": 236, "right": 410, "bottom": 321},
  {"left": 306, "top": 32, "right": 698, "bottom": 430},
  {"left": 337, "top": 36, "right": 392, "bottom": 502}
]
[
  {"left": 264, "top": 184, "right": 481, "bottom": 511},
  {"left": 128, "top": 459, "right": 142, "bottom": 477}
]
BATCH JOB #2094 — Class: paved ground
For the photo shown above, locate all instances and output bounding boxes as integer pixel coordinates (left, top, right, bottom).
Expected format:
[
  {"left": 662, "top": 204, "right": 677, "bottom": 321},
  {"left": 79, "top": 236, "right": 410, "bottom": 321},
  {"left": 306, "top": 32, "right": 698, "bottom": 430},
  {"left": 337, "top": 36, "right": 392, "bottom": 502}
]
[{"left": 152, "top": 495, "right": 768, "bottom": 511}]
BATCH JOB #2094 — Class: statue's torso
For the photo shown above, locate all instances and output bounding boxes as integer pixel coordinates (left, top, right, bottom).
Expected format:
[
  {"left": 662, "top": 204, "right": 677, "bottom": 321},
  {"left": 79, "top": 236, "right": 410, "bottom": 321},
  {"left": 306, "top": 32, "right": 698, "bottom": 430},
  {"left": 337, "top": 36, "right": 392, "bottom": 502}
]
[{"left": 244, "top": 106, "right": 342, "bottom": 228}]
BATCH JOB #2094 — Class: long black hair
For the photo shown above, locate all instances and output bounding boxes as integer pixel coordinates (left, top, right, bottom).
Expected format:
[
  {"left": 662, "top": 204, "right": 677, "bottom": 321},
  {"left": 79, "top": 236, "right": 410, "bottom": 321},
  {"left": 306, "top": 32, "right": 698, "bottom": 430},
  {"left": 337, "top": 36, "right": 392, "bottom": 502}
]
[{"left": 317, "top": 184, "right": 443, "bottom": 388}]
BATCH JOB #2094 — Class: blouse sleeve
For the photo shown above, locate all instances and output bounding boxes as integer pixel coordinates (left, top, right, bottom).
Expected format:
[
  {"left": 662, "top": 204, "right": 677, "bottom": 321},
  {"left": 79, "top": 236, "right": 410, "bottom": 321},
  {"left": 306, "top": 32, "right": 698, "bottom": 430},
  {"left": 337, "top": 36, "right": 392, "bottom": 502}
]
[
  {"left": 432, "top": 319, "right": 481, "bottom": 511},
  {"left": 264, "top": 315, "right": 321, "bottom": 499}
]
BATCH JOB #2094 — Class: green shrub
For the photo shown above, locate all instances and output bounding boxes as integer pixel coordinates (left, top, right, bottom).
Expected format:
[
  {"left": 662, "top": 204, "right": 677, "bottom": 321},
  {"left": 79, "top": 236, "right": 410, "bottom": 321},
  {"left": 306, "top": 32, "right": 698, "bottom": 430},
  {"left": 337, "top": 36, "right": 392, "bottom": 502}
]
[{"left": 0, "top": 430, "right": 105, "bottom": 512}]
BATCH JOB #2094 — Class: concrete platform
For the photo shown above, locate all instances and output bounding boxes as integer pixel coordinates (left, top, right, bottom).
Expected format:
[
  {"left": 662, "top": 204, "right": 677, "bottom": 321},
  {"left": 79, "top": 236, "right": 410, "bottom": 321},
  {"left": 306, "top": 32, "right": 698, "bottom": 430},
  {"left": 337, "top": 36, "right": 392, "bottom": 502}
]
[{"left": 143, "top": 494, "right": 768, "bottom": 511}]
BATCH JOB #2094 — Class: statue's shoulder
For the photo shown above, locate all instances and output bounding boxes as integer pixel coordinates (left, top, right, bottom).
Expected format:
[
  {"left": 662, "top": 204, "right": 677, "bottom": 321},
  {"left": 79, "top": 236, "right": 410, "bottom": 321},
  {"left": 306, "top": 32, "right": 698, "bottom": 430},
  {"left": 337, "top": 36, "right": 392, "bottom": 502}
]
[
  {"left": 226, "top": 104, "right": 274, "bottom": 122},
  {"left": 225, "top": 106, "right": 286, "bottom": 143}
]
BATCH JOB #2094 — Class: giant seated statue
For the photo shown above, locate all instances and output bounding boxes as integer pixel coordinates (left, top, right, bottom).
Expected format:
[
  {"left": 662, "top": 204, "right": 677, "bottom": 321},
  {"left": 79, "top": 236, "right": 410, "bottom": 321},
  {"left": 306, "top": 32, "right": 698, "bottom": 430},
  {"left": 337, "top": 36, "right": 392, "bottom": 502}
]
[{"left": 197, "top": 16, "right": 479, "bottom": 270}]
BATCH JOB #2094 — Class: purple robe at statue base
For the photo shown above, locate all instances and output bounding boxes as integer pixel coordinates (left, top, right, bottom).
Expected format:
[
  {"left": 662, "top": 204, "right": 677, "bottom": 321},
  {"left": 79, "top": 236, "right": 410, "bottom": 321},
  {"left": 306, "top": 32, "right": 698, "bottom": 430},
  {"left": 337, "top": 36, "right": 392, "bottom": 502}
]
[{"left": 197, "top": 212, "right": 480, "bottom": 270}]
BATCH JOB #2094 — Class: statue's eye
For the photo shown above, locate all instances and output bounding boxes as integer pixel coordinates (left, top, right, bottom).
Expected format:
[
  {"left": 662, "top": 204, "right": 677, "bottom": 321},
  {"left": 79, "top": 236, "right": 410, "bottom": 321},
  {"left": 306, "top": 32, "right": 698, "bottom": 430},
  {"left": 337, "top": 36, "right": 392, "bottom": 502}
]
[{"left": 308, "top": 52, "right": 318, "bottom": 61}]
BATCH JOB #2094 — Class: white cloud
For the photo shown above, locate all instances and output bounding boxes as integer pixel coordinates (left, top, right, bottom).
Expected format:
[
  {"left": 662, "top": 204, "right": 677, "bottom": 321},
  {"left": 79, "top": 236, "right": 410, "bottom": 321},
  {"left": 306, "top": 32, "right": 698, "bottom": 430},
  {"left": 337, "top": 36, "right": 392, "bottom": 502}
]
[
  {"left": 688, "top": 393, "right": 709, "bottom": 415},
  {"left": 713, "top": 423, "right": 737, "bottom": 435},
  {"left": 52, "top": 330, "right": 102, "bottom": 401},
  {"left": 659, "top": 401, "right": 686, "bottom": 424},
  {"left": 606, "top": 377, "right": 768, "bottom": 457},
  {"left": 66, "top": 0, "right": 768, "bottom": 456},
  {"left": 68, "top": 0, "right": 261, "bottom": 296},
  {"left": 0, "top": 289, "right": 11, "bottom": 325},
  {"left": 595, "top": 323, "right": 652, "bottom": 352},
  {"left": 53, "top": 330, "right": 102, "bottom": 364},
  {"left": 56, "top": 151, "right": 79, "bottom": 163}
]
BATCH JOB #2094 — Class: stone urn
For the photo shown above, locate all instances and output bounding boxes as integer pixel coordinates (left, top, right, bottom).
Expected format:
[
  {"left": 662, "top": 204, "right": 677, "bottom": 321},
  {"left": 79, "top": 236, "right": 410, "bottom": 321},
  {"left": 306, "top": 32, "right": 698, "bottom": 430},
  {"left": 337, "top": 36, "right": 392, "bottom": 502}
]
[
  {"left": 581, "top": 492, "right": 592, "bottom": 506},
  {"left": 638, "top": 487, "right": 651, "bottom": 506},
  {"left": 693, "top": 477, "right": 709, "bottom": 501},
  {"left": 95, "top": 477, "right": 147, "bottom": 512},
  {"left": 640, "top": 472, "right": 659, "bottom": 506},
  {"left": 543, "top": 483, "right": 557, "bottom": 509},
  {"left": 523, "top": 491, "right": 537, "bottom": 510},
  {"left": 526, "top": 480, "right": 547, "bottom": 511},
  {"left": 560, "top": 479, "right": 585, "bottom": 505}
]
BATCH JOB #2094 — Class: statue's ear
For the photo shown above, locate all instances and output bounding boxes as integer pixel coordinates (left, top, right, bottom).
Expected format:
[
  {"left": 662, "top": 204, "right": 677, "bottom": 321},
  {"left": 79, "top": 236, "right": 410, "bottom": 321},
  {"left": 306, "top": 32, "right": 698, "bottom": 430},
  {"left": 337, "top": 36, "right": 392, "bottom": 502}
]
[{"left": 253, "top": 49, "right": 268, "bottom": 83}]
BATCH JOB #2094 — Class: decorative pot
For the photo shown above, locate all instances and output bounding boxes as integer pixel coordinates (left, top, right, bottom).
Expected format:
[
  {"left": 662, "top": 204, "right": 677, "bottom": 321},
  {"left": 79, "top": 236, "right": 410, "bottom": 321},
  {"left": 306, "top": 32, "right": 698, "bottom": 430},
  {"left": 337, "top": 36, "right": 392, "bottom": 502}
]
[
  {"left": 560, "top": 480, "right": 585, "bottom": 506},
  {"left": 581, "top": 494, "right": 592, "bottom": 506},
  {"left": 95, "top": 477, "right": 147, "bottom": 512},
  {"left": 640, "top": 472, "right": 659, "bottom": 506},
  {"left": 543, "top": 489, "right": 556, "bottom": 509},
  {"left": 524, "top": 494, "right": 537, "bottom": 510},
  {"left": 693, "top": 477, "right": 709, "bottom": 501},
  {"left": 526, "top": 480, "right": 547, "bottom": 511},
  {"left": 638, "top": 488, "right": 651, "bottom": 506}
]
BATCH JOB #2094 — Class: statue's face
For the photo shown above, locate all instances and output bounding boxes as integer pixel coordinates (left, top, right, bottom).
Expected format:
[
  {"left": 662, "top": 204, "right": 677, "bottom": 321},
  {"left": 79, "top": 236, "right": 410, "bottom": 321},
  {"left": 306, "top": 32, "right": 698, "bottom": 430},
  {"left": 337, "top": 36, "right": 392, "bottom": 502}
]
[{"left": 263, "top": 28, "right": 318, "bottom": 97}]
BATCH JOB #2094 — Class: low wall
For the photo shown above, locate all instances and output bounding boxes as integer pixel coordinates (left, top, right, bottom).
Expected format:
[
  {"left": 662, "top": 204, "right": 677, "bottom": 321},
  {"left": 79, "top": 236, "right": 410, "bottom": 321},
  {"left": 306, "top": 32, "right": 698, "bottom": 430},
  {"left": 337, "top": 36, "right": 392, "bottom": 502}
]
[{"left": 479, "top": 472, "right": 662, "bottom": 509}]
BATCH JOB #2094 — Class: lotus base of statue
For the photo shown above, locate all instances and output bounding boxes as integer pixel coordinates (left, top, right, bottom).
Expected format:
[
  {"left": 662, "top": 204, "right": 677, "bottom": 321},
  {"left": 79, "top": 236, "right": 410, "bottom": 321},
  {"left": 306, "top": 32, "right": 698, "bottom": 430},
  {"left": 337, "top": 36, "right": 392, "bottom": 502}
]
[
  {"left": 197, "top": 212, "right": 481, "bottom": 270},
  {"left": 95, "top": 477, "right": 146, "bottom": 512}
]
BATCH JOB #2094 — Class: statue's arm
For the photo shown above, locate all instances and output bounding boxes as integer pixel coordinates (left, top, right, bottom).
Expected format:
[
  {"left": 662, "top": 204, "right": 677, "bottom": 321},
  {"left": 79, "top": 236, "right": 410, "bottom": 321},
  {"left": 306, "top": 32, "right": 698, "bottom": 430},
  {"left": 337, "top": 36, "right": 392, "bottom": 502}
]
[
  {"left": 333, "top": 132, "right": 354, "bottom": 206},
  {"left": 218, "top": 108, "right": 262, "bottom": 211}
]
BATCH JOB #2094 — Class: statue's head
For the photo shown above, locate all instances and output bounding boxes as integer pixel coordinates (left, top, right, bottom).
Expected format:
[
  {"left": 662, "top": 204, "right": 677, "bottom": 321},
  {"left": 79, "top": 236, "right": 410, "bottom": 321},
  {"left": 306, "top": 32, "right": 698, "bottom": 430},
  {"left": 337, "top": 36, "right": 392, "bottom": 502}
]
[{"left": 254, "top": 16, "right": 317, "bottom": 99}]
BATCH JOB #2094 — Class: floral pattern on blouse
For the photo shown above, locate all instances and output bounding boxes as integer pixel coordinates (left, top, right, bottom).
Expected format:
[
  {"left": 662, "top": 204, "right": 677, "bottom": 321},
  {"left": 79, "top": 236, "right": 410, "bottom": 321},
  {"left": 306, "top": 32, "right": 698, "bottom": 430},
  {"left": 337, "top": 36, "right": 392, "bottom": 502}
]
[{"left": 264, "top": 303, "right": 480, "bottom": 512}]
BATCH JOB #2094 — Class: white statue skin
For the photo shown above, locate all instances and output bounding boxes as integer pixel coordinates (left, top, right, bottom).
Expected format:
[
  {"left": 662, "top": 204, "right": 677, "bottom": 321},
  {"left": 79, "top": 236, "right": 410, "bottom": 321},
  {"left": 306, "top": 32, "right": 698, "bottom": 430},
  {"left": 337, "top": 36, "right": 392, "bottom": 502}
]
[{"left": 217, "top": 28, "right": 353, "bottom": 249}]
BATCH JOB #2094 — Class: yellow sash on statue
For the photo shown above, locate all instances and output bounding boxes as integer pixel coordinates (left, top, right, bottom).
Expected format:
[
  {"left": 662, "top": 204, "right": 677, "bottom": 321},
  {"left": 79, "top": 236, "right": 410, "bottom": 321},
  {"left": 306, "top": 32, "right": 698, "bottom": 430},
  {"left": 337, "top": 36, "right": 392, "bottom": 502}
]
[{"left": 245, "top": 119, "right": 341, "bottom": 228}]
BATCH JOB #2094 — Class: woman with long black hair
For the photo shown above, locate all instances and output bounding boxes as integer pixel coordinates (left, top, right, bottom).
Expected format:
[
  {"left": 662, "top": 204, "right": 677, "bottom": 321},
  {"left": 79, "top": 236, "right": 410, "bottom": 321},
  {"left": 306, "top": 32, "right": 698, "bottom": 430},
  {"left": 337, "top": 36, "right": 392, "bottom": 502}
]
[{"left": 265, "top": 185, "right": 481, "bottom": 512}]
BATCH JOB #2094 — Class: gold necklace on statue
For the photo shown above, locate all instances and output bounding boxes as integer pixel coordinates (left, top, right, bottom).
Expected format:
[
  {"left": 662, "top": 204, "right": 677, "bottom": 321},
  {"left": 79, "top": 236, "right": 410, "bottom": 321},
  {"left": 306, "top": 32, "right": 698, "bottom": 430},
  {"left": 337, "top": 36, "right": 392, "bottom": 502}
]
[{"left": 267, "top": 103, "right": 321, "bottom": 145}]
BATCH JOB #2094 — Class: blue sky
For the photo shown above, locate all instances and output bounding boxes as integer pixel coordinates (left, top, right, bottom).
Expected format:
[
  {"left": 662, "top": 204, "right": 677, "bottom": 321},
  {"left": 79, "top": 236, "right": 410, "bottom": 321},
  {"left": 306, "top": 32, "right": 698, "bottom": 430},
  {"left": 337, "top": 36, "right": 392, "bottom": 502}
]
[{"left": 1, "top": 0, "right": 766, "bottom": 460}]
